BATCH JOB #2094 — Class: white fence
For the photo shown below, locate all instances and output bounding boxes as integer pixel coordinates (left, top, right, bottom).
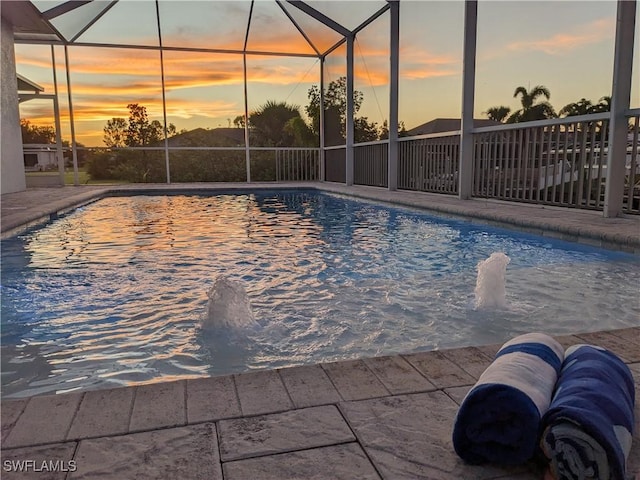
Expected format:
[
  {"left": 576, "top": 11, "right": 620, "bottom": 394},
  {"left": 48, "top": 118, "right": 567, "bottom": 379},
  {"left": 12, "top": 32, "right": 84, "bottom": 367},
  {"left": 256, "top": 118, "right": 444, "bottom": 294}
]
[
  {"left": 345, "top": 112, "right": 639, "bottom": 214},
  {"left": 472, "top": 113, "right": 639, "bottom": 213},
  {"left": 397, "top": 133, "right": 459, "bottom": 194},
  {"left": 275, "top": 148, "right": 320, "bottom": 181}
]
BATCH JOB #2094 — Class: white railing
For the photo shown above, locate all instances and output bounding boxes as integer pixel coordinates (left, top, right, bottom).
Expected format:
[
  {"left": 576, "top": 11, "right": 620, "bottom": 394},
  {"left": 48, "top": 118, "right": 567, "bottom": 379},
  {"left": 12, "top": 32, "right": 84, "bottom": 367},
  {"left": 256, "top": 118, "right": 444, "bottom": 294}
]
[
  {"left": 397, "top": 132, "right": 459, "bottom": 194},
  {"left": 275, "top": 148, "right": 320, "bottom": 181},
  {"left": 471, "top": 112, "right": 640, "bottom": 214},
  {"left": 69, "top": 114, "right": 639, "bottom": 214},
  {"left": 354, "top": 140, "right": 388, "bottom": 187},
  {"left": 324, "top": 145, "right": 347, "bottom": 183},
  {"left": 624, "top": 112, "right": 640, "bottom": 214}
]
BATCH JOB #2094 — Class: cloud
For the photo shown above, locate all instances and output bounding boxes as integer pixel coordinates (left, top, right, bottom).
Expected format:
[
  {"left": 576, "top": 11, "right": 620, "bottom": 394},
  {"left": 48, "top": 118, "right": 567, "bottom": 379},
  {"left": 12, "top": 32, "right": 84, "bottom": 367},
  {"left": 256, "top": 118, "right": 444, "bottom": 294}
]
[
  {"left": 399, "top": 46, "right": 460, "bottom": 80},
  {"left": 15, "top": 28, "right": 462, "bottom": 144},
  {"left": 507, "top": 17, "right": 614, "bottom": 55}
]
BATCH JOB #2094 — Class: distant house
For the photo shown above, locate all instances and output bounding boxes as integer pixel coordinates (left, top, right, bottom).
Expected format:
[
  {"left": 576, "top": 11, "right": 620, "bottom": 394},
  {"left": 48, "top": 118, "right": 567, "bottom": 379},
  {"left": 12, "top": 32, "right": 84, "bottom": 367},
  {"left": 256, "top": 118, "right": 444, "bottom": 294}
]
[
  {"left": 23, "top": 146, "right": 57, "bottom": 171},
  {"left": 18, "top": 73, "right": 63, "bottom": 172},
  {"left": 166, "top": 127, "right": 245, "bottom": 147},
  {"left": 407, "top": 118, "right": 500, "bottom": 136}
]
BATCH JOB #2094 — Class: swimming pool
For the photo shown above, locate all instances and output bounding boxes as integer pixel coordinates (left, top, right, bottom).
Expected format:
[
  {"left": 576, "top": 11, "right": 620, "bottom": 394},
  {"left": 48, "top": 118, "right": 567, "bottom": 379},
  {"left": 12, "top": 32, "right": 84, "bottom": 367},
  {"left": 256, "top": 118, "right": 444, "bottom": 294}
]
[{"left": 1, "top": 190, "right": 639, "bottom": 398}]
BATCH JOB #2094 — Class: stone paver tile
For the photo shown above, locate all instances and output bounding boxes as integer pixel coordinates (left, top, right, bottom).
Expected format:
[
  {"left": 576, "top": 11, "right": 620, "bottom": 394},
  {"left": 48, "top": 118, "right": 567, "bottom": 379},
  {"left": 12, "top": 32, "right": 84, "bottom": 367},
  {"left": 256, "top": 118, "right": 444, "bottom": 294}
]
[
  {"left": 339, "top": 391, "right": 527, "bottom": 480},
  {"left": 0, "top": 442, "right": 77, "bottom": 480},
  {"left": 1, "top": 398, "right": 27, "bottom": 444},
  {"left": 322, "top": 359, "right": 389, "bottom": 401},
  {"left": 444, "top": 385, "right": 472, "bottom": 406},
  {"left": 474, "top": 343, "right": 501, "bottom": 360},
  {"left": 129, "top": 380, "right": 186, "bottom": 432},
  {"left": 3, "top": 393, "right": 83, "bottom": 448},
  {"left": 363, "top": 356, "right": 436, "bottom": 394},
  {"left": 441, "top": 347, "right": 493, "bottom": 379},
  {"left": 218, "top": 405, "right": 354, "bottom": 462},
  {"left": 552, "top": 334, "right": 587, "bottom": 351},
  {"left": 222, "top": 443, "right": 381, "bottom": 480},
  {"left": 278, "top": 364, "right": 342, "bottom": 408},
  {"left": 402, "top": 351, "right": 476, "bottom": 389},
  {"left": 67, "top": 387, "right": 134, "bottom": 439},
  {"left": 70, "top": 423, "right": 220, "bottom": 480},
  {"left": 187, "top": 375, "right": 241, "bottom": 423},
  {"left": 607, "top": 327, "right": 640, "bottom": 345},
  {"left": 234, "top": 370, "right": 293, "bottom": 416},
  {"left": 574, "top": 330, "right": 640, "bottom": 362}
]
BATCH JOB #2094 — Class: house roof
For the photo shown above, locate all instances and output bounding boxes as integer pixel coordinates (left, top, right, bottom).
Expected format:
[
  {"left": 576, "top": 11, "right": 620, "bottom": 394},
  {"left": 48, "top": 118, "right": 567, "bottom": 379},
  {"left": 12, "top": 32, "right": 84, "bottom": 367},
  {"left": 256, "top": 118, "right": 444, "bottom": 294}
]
[
  {"left": 17, "top": 73, "right": 44, "bottom": 93},
  {"left": 407, "top": 118, "right": 501, "bottom": 136},
  {"left": 166, "top": 128, "right": 245, "bottom": 147}
]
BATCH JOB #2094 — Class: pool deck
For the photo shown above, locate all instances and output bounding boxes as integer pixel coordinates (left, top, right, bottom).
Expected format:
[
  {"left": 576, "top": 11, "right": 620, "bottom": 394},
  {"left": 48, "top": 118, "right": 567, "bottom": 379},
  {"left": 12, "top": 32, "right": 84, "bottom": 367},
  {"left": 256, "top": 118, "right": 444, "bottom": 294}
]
[{"left": 1, "top": 183, "right": 640, "bottom": 479}]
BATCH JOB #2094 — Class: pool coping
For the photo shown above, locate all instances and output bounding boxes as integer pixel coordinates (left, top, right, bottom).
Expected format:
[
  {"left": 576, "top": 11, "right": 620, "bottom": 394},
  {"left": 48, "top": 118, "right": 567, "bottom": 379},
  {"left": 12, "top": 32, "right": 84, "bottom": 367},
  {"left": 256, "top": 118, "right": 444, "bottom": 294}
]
[{"left": 2, "top": 182, "right": 640, "bottom": 253}]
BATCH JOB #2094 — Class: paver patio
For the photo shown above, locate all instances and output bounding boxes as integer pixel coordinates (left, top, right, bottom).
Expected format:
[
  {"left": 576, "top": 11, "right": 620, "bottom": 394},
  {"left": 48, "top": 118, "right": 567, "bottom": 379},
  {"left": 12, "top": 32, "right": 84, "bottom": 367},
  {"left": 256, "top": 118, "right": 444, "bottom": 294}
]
[{"left": 1, "top": 328, "right": 639, "bottom": 479}]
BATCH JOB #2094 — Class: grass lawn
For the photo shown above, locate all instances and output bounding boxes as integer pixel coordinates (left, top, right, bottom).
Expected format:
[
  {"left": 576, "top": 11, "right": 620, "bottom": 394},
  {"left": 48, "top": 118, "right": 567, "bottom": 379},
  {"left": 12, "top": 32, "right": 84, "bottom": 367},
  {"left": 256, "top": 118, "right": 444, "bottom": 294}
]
[{"left": 26, "top": 169, "right": 126, "bottom": 185}]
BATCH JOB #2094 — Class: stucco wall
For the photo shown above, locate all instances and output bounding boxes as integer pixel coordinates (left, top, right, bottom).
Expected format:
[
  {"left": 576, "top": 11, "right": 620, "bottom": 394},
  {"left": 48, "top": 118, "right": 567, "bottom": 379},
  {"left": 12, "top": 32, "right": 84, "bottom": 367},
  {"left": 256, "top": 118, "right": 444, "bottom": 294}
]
[{"left": 1, "top": 16, "right": 26, "bottom": 194}]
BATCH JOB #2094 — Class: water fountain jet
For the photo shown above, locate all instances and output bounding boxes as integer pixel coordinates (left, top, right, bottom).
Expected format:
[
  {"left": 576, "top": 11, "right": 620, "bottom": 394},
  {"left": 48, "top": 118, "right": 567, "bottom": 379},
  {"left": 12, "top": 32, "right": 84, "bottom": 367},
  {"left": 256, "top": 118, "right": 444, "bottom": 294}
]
[
  {"left": 474, "top": 252, "right": 511, "bottom": 309},
  {"left": 202, "top": 275, "right": 256, "bottom": 329}
]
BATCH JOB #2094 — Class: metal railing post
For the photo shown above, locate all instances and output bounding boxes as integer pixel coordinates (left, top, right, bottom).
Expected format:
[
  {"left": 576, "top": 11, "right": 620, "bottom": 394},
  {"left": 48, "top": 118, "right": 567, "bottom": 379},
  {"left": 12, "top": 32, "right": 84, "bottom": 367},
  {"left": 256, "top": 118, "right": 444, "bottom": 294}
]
[
  {"left": 388, "top": 0, "right": 399, "bottom": 191},
  {"left": 346, "top": 35, "right": 355, "bottom": 186},
  {"left": 604, "top": 0, "right": 636, "bottom": 217},
  {"left": 459, "top": 0, "right": 477, "bottom": 199}
]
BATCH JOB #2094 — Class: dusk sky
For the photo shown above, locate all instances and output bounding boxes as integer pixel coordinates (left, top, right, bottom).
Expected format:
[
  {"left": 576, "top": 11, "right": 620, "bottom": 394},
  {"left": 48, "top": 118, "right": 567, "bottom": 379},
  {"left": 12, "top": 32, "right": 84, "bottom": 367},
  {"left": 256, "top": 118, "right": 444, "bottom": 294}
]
[{"left": 15, "top": 0, "right": 640, "bottom": 147}]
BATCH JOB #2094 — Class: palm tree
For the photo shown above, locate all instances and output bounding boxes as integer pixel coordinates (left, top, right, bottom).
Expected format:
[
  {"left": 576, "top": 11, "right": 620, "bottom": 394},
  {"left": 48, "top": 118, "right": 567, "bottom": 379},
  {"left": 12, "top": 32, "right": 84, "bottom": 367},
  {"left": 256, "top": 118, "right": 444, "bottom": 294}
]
[
  {"left": 560, "top": 96, "right": 611, "bottom": 117},
  {"left": 507, "top": 85, "right": 556, "bottom": 123},
  {"left": 484, "top": 106, "right": 511, "bottom": 123},
  {"left": 249, "top": 101, "right": 303, "bottom": 146},
  {"left": 559, "top": 98, "right": 594, "bottom": 117},
  {"left": 591, "top": 95, "right": 611, "bottom": 113}
]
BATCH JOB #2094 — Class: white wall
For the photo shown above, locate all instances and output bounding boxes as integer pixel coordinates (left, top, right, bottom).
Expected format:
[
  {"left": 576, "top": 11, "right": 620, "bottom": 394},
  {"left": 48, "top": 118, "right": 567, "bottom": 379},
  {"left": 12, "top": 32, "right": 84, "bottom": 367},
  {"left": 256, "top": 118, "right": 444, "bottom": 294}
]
[{"left": 1, "top": 16, "right": 26, "bottom": 194}]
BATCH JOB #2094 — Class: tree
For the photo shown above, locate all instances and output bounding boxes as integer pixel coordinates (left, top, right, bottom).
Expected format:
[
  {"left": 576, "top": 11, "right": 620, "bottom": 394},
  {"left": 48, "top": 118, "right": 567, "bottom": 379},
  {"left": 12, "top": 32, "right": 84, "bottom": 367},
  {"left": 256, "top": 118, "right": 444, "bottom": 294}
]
[
  {"left": 484, "top": 106, "right": 511, "bottom": 123},
  {"left": 249, "top": 100, "right": 305, "bottom": 146},
  {"left": 507, "top": 85, "right": 556, "bottom": 123},
  {"left": 306, "top": 77, "right": 383, "bottom": 143},
  {"left": 20, "top": 119, "right": 56, "bottom": 144},
  {"left": 103, "top": 117, "right": 128, "bottom": 147},
  {"left": 559, "top": 98, "right": 594, "bottom": 117},
  {"left": 306, "top": 77, "right": 363, "bottom": 137},
  {"left": 93, "top": 103, "right": 176, "bottom": 183},
  {"left": 284, "top": 117, "right": 316, "bottom": 146},
  {"left": 233, "top": 115, "right": 245, "bottom": 128},
  {"left": 103, "top": 103, "right": 175, "bottom": 147},
  {"left": 354, "top": 117, "right": 380, "bottom": 142},
  {"left": 591, "top": 96, "right": 611, "bottom": 113}
]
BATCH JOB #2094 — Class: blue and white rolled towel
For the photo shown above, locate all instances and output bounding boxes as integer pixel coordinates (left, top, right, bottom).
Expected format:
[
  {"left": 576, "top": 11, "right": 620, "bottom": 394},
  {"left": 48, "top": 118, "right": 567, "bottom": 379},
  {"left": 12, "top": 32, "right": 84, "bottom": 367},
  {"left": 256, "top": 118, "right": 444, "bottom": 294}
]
[
  {"left": 540, "top": 344, "right": 636, "bottom": 480},
  {"left": 452, "top": 332, "right": 564, "bottom": 465}
]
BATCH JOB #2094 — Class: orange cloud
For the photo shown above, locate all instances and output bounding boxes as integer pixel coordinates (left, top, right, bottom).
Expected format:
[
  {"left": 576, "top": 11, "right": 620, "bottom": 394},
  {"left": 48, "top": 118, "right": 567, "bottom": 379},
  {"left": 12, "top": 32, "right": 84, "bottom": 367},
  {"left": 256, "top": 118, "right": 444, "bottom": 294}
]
[
  {"left": 507, "top": 18, "right": 614, "bottom": 55},
  {"left": 399, "top": 46, "right": 459, "bottom": 80},
  {"left": 16, "top": 30, "right": 461, "bottom": 145}
]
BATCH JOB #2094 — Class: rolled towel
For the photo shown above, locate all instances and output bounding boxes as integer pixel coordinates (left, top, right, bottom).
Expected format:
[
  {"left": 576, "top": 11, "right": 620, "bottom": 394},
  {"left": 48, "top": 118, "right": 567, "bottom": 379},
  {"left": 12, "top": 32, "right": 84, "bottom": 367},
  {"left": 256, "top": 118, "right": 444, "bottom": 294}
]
[
  {"left": 452, "top": 332, "right": 564, "bottom": 465},
  {"left": 540, "top": 344, "right": 635, "bottom": 480}
]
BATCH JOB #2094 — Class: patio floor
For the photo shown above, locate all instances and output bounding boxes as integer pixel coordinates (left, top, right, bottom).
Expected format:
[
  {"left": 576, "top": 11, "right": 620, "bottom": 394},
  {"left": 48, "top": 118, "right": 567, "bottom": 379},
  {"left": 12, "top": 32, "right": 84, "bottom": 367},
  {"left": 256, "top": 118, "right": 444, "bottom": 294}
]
[
  {"left": 1, "top": 183, "right": 639, "bottom": 479},
  {"left": 1, "top": 328, "right": 639, "bottom": 479}
]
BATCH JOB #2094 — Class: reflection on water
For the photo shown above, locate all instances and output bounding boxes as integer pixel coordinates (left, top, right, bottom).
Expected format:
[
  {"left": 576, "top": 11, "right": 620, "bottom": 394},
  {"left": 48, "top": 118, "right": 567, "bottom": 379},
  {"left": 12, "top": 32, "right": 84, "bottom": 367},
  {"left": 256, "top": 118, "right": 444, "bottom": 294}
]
[{"left": 1, "top": 191, "right": 639, "bottom": 398}]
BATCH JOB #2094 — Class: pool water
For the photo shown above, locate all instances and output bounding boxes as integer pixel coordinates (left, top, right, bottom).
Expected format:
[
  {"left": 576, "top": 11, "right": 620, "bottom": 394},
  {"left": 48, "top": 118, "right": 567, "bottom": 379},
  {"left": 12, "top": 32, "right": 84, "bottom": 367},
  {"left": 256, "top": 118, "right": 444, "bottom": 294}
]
[{"left": 1, "top": 190, "right": 639, "bottom": 398}]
